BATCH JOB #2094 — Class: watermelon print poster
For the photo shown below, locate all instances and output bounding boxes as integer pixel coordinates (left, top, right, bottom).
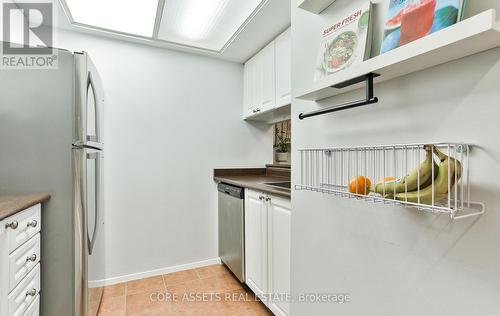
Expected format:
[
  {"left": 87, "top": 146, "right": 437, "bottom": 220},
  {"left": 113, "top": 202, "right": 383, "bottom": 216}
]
[{"left": 380, "top": 0, "right": 462, "bottom": 54}]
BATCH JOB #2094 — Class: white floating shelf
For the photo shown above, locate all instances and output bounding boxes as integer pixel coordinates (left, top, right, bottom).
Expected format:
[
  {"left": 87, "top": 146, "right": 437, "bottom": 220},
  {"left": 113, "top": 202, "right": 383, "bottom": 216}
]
[
  {"left": 297, "top": 0, "right": 337, "bottom": 14},
  {"left": 295, "top": 10, "right": 500, "bottom": 102}
]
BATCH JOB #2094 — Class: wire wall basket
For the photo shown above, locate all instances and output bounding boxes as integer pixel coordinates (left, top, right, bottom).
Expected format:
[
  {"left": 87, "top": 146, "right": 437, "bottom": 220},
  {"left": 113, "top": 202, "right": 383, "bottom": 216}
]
[{"left": 296, "top": 142, "right": 485, "bottom": 220}]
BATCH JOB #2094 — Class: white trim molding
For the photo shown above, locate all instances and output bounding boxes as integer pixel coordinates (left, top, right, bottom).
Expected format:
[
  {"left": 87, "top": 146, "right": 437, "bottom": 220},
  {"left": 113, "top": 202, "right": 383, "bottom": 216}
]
[{"left": 88, "top": 258, "right": 222, "bottom": 288}]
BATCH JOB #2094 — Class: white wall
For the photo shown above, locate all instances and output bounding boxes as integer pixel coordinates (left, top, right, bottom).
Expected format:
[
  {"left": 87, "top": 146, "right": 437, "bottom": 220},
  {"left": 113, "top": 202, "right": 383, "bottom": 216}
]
[
  {"left": 53, "top": 29, "right": 272, "bottom": 281},
  {"left": 291, "top": 0, "right": 500, "bottom": 315}
]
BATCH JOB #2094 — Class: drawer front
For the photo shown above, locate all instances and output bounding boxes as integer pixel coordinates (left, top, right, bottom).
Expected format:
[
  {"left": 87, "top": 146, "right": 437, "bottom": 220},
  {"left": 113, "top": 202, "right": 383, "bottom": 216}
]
[
  {"left": 23, "top": 295, "right": 40, "bottom": 316},
  {"left": 8, "top": 264, "right": 40, "bottom": 316},
  {"left": 9, "top": 234, "right": 41, "bottom": 292},
  {"left": 5, "top": 204, "right": 41, "bottom": 253}
]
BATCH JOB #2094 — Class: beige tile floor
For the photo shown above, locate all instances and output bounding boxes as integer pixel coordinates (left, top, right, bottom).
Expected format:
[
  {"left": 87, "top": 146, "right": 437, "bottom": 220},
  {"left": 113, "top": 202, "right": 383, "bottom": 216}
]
[{"left": 97, "top": 264, "right": 273, "bottom": 316}]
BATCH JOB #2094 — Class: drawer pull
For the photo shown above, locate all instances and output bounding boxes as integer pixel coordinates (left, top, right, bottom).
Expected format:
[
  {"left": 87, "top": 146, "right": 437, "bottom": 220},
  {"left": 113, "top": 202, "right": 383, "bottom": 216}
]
[
  {"left": 27, "top": 220, "right": 38, "bottom": 228},
  {"left": 5, "top": 221, "right": 19, "bottom": 229},
  {"left": 26, "top": 254, "right": 37, "bottom": 262},
  {"left": 26, "top": 289, "right": 37, "bottom": 297}
]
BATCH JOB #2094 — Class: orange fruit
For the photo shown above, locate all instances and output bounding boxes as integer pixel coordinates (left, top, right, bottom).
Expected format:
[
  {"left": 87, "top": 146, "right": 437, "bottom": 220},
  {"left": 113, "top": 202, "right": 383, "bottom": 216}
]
[{"left": 348, "top": 176, "right": 372, "bottom": 195}]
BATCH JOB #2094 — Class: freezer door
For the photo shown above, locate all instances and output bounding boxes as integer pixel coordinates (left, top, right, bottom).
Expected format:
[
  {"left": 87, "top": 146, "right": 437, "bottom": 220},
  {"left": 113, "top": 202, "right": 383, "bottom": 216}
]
[
  {"left": 86, "top": 56, "right": 104, "bottom": 146},
  {"left": 74, "top": 52, "right": 104, "bottom": 148},
  {"left": 73, "top": 147, "right": 104, "bottom": 316}
]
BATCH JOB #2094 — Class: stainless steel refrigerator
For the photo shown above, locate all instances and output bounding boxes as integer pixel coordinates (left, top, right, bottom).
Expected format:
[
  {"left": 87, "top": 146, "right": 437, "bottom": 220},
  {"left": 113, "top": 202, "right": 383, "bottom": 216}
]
[{"left": 0, "top": 48, "right": 105, "bottom": 316}]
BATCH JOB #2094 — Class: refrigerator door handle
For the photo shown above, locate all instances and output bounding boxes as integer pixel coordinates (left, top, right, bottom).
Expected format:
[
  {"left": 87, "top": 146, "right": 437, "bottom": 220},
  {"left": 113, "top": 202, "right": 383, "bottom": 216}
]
[
  {"left": 86, "top": 73, "right": 99, "bottom": 143},
  {"left": 74, "top": 52, "right": 104, "bottom": 147},
  {"left": 86, "top": 152, "right": 100, "bottom": 255}
]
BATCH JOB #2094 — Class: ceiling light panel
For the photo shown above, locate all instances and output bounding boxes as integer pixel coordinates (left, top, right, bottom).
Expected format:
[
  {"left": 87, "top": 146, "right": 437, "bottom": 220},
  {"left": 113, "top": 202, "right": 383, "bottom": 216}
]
[
  {"left": 65, "top": 0, "right": 159, "bottom": 37},
  {"left": 158, "top": 0, "right": 264, "bottom": 51}
]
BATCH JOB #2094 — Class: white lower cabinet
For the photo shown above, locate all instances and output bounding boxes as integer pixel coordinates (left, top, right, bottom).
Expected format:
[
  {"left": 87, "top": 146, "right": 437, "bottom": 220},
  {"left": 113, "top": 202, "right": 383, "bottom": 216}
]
[
  {"left": 245, "top": 189, "right": 291, "bottom": 316},
  {"left": 268, "top": 195, "right": 291, "bottom": 316},
  {"left": 0, "top": 204, "right": 42, "bottom": 316},
  {"left": 8, "top": 234, "right": 41, "bottom": 293},
  {"left": 22, "top": 294, "right": 39, "bottom": 316},
  {"left": 245, "top": 189, "right": 269, "bottom": 296},
  {"left": 8, "top": 264, "right": 40, "bottom": 316}
]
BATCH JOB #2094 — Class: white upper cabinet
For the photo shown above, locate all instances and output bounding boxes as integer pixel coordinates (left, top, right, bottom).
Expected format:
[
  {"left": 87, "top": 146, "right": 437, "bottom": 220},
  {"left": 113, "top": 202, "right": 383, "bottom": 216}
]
[
  {"left": 258, "top": 41, "right": 276, "bottom": 113},
  {"left": 243, "top": 42, "right": 276, "bottom": 118},
  {"left": 243, "top": 58, "right": 256, "bottom": 118},
  {"left": 275, "top": 28, "right": 291, "bottom": 108},
  {"left": 243, "top": 27, "right": 291, "bottom": 120}
]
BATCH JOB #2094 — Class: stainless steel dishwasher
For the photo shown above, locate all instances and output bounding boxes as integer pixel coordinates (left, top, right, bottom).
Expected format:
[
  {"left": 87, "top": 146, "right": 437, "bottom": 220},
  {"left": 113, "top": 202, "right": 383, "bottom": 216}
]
[{"left": 218, "top": 183, "right": 245, "bottom": 283}]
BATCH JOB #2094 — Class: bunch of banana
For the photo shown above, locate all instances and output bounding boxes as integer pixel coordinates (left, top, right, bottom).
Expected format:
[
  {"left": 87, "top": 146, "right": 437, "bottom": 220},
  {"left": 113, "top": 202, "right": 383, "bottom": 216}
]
[
  {"left": 394, "top": 146, "right": 462, "bottom": 205},
  {"left": 370, "top": 145, "right": 438, "bottom": 196}
]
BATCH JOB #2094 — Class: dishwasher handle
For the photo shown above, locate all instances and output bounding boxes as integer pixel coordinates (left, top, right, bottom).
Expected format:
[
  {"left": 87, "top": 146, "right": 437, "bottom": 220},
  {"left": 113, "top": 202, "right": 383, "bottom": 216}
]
[{"left": 217, "top": 183, "right": 244, "bottom": 199}]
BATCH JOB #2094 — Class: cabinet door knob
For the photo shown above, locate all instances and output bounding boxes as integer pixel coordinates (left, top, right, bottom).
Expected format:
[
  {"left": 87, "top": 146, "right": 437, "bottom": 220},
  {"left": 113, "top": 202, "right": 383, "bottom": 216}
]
[
  {"left": 259, "top": 196, "right": 264, "bottom": 200},
  {"left": 26, "top": 254, "right": 37, "bottom": 262},
  {"left": 5, "top": 221, "right": 18, "bottom": 230},
  {"left": 265, "top": 197, "right": 271, "bottom": 202},
  {"left": 26, "top": 289, "right": 37, "bottom": 297},
  {"left": 27, "top": 220, "right": 38, "bottom": 228}
]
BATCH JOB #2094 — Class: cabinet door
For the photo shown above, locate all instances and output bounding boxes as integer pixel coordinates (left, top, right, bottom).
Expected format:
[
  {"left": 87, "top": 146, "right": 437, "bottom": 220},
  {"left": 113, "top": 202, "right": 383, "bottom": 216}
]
[
  {"left": 8, "top": 264, "right": 40, "bottom": 316},
  {"left": 275, "top": 28, "right": 291, "bottom": 108},
  {"left": 268, "top": 195, "right": 291, "bottom": 316},
  {"left": 258, "top": 41, "right": 276, "bottom": 113},
  {"left": 253, "top": 52, "right": 263, "bottom": 114},
  {"left": 23, "top": 294, "right": 39, "bottom": 316},
  {"left": 243, "top": 58, "right": 255, "bottom": 118},
  {"left": 9, "top": 233, "right": 41, "bottom": 292},
  {"left": 0, "top": 221, "right": 7, "bottom": 316},
  {"left": 244, "top": 189, "right": 268, "bottom": 296}
]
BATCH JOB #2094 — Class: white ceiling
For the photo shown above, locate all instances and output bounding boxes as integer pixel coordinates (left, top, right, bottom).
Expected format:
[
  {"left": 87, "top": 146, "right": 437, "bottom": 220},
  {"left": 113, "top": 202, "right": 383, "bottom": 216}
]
[{"left": 53, "top": 0, "right": 290, "bottom": 63}]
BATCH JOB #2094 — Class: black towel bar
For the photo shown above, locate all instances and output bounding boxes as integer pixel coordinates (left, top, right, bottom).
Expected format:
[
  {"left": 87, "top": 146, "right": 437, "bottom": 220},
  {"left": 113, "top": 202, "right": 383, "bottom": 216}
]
[{"left": 299, "top": 73, "right": 379, "bottom": 120}]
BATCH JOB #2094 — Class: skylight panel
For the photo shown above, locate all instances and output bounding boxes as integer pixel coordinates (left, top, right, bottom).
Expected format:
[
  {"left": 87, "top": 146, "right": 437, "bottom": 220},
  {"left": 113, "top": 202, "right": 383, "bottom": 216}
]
[
  {"left": 65, "top": 0, "right": 158, "bottom": 37},
  {"left": 158, "top": 0, "right": 264, "bottom": 51}
]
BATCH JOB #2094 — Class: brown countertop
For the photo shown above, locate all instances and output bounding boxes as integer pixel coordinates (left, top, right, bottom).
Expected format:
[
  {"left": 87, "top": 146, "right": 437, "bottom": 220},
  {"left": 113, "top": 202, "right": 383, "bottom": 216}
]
[
  {"left": 214, "top": 167, "right": 291, "bottom": 198},
  {"left": 0, "top": 193, "right": 51, "bottom": 221}
]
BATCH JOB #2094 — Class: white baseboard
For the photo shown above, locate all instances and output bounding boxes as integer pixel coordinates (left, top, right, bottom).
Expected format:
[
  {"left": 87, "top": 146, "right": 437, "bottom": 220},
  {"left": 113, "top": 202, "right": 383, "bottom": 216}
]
[{"left": 89, "top": 257, "right": 221, "bottom": 288}]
